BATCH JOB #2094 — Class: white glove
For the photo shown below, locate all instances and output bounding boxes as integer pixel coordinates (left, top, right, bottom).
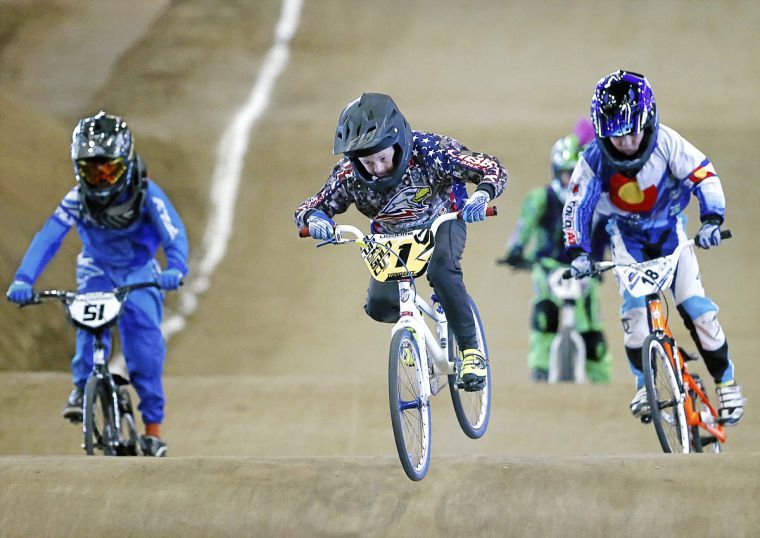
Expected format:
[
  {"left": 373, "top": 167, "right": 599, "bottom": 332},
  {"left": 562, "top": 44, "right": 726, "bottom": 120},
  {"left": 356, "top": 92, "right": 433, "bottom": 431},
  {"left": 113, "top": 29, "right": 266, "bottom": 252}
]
[{"left": 461, "top": 190, "right": 490, "bottom": 223}]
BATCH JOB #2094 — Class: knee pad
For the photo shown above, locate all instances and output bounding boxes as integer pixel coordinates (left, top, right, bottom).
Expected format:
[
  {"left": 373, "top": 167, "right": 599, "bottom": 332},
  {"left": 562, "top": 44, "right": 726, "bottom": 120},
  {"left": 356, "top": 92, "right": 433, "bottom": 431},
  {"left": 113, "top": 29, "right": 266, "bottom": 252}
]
[
  {"left": 621, "top": 307, "right": 648, "bottom": 348},
  {"left": 531, "top": 300, "right": 558, "bottom": 333},
  {"left": 582, "top": 330, "right": 607, "bottom": 362},
  {"left": 677, "top": 297, "right": 725, "bottom": 351},
  {"left": 364, "top": 298, "right": 399, "bottom": 323}
]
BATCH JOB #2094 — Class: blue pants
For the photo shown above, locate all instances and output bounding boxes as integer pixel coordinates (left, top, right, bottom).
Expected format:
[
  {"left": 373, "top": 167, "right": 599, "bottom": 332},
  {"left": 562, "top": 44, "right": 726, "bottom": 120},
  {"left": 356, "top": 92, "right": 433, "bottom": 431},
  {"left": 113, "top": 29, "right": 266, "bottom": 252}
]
[{"left": 72, "top": 256, "right": 166, "bottom": 424}]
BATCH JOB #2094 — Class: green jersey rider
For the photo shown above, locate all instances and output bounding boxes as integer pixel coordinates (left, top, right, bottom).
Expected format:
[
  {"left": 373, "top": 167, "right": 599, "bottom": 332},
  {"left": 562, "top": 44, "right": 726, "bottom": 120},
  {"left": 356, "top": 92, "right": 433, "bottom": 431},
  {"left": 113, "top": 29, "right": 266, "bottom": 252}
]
[{"left": 498, "top": 134, "right": 612, "bottom": 382}]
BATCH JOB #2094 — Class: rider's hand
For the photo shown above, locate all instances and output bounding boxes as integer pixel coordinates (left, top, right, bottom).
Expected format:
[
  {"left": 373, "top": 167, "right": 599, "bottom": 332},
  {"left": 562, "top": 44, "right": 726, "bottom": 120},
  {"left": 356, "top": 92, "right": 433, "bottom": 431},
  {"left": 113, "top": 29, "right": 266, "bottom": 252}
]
[
  {"left": 461, "top": 190, "right": 490, "bottom": 223},
  {"left": 158, "top": 269, "right": 184, "bottom": 291},
  {"left": 504, "top": 246, "right": 526, "bottom": 267},
  {"left": 695, "top": 218, "right": 722, "bottom": 249},
  {"left": 6, "top": 280, "right": 33, "bottom": 305},
  {"left": 569, "top": 252, "right": 593, "bottom": 279},
  {"left": 307, "top": 210, "right": 335, "bottom": 240}
]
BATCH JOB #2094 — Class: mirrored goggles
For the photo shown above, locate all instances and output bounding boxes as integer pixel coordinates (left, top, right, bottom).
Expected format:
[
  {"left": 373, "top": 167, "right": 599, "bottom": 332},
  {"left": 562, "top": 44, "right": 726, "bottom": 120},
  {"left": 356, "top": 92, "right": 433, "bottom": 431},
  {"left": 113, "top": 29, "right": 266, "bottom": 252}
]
[{"left": 76, "top": 158, "right": 127, "bottom": 187}]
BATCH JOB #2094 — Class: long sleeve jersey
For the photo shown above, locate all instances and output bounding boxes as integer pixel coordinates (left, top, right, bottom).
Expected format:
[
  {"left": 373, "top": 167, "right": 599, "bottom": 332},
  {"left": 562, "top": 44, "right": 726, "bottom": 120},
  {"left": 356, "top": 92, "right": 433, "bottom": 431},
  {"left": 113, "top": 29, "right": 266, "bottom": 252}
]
[
  {"left": 563, "top": 124, "right": 725, "bottom": 253},
  {"left": 14, "top": 180, "right": 189, "bottom": 284},
  {"left": 294, "top": 131, "right": 508, "bottom": 234}
]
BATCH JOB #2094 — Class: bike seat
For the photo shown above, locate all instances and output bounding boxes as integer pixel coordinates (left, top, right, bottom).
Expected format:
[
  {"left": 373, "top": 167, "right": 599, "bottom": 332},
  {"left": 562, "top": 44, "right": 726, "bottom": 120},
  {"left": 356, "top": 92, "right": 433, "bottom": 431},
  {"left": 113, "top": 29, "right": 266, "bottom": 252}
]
[
  {"left": 679, "top": 347, "right": 699, "bottom": 362},
  {"left": 113, "top": 373, "right": 130, "bottom": 386}
]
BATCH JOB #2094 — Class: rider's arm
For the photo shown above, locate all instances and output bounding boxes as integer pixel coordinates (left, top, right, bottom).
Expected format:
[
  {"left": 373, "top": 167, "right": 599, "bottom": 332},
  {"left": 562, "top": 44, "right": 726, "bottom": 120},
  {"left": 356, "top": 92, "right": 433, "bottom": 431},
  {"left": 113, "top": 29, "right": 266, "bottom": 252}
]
[
  {"left": 433, "top": 134, "right": 508, "bottom": 200},
  {"left": 13, "top": 195, "right": 76, "bottom": 284},
  {"left": 508, "top": 188, "right": 546, "bottom": 258},
  {"left": 562, "top": 154, "right": 601, "bottom": 256},
  {"left": 294, "top": 159, "right": 356, "bottom": 229},
  {"left": 145, "top": 181, "right": 189, "bottom": 275},
  {"left": 662, "top": 125, "right": 726, "bottom": 224}
]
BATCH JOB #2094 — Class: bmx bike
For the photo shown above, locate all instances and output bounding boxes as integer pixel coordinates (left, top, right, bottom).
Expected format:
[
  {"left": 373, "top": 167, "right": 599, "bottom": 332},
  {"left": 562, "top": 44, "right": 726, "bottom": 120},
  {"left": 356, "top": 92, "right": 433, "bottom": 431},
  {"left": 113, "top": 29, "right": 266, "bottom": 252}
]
[
  {"left": 546, "top": 267, "right": 587, "bottom": 384},
  {"left": 300, "top": 209, "right": 495, "bottom": 480},
  {"left": 567, "top": 231, "right": 732, "bottom": 453},
  {"left": 30, "top": 282, "right": 163, "bottom": 456}
]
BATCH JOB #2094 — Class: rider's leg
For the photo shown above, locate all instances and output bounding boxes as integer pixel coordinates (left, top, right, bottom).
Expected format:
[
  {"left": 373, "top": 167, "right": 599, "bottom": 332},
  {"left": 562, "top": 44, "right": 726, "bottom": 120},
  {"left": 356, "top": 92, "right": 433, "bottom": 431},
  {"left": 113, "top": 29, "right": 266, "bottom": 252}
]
[
  {"left": 425, "top": 220, "right": 477, "bottom": 350},
  {"left": 671, "top": 234, "right": 744, "bottom": 424},
  {"left": 426, "top": 220, "right": 485, "bottom": 390},
  {"left": 578, "top": 279, "right": 612, "bottom": 383},
  {"left": 528, "top": 299, "right": 558, "bottom": 381},
  {"left": 526, "top": 266, "right": 556, "bottom": 381},
  {"left": 364, "top": 279, "right": 401, "bottom": 323},
  {"left": 64, "top": 257, "right": 114, "bottom": 421},
  {"left": 118, "top": 285, "right": 165, "bottom": 427}
]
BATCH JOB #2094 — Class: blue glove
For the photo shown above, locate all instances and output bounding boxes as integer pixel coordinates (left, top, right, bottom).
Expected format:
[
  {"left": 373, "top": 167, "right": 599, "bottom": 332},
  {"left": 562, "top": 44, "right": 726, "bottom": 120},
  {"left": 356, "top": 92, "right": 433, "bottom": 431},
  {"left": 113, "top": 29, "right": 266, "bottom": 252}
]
[
  {"left": 695, "top": 220, "right": 721, "bottom": 249},
  {"left": 569, "top": 252, "right": 593, "bottom": 279},
  {"left": 461, "top": 190, "right": 490, "bottom": 223},
  {"left": 6, "top": 280, "right": 34, "bottom": 305},
  {"left": 307, "top": 210, "right": 335, "bottom": 240},
  {"left": 158, "top": 268, "right": 183, "bottom": 291}
]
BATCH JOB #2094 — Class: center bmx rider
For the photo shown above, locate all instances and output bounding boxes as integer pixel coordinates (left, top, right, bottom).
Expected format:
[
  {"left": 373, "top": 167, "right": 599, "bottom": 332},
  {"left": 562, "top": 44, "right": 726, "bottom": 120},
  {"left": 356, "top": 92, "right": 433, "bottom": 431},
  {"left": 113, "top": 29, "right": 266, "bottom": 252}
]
[
  {"left": 6, "top": 111, "right": 189, "bottom": 456},
  {"left": 294, "top": 92, "right": 508, "bottom": 391}
]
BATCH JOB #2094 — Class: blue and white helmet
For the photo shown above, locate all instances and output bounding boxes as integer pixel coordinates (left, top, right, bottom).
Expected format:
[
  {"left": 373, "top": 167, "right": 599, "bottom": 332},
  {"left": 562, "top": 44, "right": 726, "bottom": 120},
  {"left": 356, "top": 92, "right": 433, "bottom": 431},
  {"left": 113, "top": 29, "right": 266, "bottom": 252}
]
[{"left": 591, "top": 70, "right": 659, "bottom": 172}]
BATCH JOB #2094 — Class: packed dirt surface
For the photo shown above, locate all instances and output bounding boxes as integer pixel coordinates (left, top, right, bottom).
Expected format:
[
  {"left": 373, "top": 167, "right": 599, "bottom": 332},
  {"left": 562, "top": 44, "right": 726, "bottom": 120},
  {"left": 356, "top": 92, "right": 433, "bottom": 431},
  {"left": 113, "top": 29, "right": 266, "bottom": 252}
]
[{"left": 1, "top": 1, "right": 758, "bottom": 535}]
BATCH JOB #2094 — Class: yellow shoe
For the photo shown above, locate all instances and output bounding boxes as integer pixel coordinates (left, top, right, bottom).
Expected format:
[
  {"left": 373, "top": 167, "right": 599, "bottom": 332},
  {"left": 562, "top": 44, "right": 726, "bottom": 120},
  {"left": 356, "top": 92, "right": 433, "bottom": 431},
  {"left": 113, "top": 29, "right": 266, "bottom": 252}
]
[{"left": 459, "top": 348, "right": 487, "bottom": 392}]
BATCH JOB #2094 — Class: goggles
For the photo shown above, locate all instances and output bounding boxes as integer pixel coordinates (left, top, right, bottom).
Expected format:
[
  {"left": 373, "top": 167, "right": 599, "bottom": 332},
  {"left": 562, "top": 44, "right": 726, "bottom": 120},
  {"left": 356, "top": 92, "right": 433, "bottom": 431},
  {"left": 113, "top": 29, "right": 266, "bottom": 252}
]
[{"left": 76, "top": 158, "right": 127, "bottom": 187}]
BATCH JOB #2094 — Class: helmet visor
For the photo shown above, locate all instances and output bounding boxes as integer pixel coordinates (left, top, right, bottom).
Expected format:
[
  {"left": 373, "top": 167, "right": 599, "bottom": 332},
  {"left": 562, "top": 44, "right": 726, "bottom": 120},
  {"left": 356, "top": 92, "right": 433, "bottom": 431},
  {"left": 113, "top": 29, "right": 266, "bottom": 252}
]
[{"left": 76, "top": 158, "right": 127, "bottom": 188}]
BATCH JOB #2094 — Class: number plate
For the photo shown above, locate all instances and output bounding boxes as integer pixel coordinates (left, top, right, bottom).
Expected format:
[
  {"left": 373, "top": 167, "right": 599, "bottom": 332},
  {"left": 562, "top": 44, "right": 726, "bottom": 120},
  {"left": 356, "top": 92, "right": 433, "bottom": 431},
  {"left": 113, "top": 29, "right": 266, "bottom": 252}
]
[
  {"left": 615, "top": 258, "right": 674, "bottom": 297},
  {"left": 359, "top": 229, "right": 435, "bottom": 282},
  {"left": 67, "top": 292, "right": 123, "bottom": 329}
]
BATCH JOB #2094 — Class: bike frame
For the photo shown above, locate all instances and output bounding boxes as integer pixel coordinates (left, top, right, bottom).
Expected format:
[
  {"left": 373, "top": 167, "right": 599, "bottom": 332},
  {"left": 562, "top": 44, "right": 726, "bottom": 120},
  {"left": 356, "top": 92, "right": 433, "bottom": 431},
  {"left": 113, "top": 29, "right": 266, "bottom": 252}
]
[{"left": 591, "top": 236, "right": 728, "bottom": 448}]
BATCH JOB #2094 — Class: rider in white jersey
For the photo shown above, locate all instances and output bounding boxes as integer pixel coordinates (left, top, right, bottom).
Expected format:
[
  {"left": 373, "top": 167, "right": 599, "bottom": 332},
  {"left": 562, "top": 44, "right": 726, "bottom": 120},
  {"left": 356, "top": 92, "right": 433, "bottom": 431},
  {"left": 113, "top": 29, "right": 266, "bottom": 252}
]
[{"left": 563, "top": 70, "right": 746, "bottom": 426}]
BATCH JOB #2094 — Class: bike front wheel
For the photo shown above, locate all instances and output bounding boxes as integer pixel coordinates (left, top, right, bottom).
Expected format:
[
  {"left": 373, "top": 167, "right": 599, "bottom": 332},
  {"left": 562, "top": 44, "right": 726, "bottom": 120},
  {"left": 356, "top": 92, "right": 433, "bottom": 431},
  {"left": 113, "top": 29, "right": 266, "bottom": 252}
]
[
  {"left": 388, "top": 328, "right": 431, "bottom": 481},
  {"left": 548, "top": 329, "right": 585, "bottom": 383},
  {"left": 448, "top": 296, "right": 491, "bottom": 439},
  {"left": 83, "top": 376, "right": 117, "bottom": 456},
  {"left": 642, "top": 334, "right": 689, "bottom": 453}
]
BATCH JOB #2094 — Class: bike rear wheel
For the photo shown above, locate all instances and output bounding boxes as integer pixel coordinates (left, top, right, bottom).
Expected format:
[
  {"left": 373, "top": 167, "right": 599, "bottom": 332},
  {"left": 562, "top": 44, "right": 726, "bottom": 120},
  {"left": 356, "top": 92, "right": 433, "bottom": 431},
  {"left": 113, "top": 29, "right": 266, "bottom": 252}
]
[
  {"left": 448, "top": 296, "right": 491, "bottom": 439},
  {"left": 83, "top": 376, "right": 117, "bottom": 456},
  {"left": 388, "top": 328, "right": 431, "bottom": 481},
  {"left": 642, "top": 334, "right": 689, "bottom": 453}
]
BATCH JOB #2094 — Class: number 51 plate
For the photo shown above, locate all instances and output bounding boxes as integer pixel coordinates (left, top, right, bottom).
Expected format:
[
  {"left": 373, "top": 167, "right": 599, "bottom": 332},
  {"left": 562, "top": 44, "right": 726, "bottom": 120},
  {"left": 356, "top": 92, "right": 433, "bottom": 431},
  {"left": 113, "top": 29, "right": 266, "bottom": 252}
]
[{"left": 68, "top": 292, "right": 123, "bottom": 329}]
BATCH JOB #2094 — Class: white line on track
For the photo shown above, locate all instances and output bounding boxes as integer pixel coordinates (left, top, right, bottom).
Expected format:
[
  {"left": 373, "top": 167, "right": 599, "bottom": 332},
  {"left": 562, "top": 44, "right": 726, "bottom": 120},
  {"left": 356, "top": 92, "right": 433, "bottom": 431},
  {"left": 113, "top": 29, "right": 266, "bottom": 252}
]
[{"left": 161, "top": 0, "right": 303, "bottom": 338}]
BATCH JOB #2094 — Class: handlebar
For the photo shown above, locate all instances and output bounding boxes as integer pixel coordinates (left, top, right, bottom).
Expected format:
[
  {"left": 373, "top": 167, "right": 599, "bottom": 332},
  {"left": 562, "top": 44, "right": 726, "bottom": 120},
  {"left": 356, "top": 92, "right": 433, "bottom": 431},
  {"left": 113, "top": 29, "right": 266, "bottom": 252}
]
[
  {"left": 31, "top": 281, "right": 162, "bottom": 305},
  {"left": 298, "top": 206, "right": 498, "bottom": 238},
  {"left": 562, "top": 229, "right": 733, "bottom": 280}
]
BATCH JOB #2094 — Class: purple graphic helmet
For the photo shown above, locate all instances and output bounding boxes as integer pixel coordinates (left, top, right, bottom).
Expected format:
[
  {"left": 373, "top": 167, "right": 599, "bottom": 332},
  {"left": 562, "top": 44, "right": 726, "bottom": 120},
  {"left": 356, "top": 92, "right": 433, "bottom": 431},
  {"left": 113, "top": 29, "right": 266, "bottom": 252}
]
[{"left": 591, "top": 70, "right": 659, "bottom": 172}]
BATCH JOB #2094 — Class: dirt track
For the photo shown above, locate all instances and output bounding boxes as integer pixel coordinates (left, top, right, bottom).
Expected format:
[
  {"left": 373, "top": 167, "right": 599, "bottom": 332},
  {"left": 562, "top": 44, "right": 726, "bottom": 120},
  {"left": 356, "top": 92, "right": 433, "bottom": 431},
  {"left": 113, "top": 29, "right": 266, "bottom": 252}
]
[{"left": 1, "top": 1, "right": 758, "bottom": 535}]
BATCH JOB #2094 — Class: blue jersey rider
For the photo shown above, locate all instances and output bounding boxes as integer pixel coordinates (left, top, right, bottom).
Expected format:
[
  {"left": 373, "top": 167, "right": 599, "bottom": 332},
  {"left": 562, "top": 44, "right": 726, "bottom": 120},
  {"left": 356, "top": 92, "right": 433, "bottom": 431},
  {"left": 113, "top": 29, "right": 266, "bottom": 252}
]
[
  {"left": 294, "top": 93, "right": 508, "bottom": 391},
  {"left": 563, "top": 70, "right": 746, "bottom": 426},
  {"left": 6, "top": 111, "right": 189, "bottom": 456}
]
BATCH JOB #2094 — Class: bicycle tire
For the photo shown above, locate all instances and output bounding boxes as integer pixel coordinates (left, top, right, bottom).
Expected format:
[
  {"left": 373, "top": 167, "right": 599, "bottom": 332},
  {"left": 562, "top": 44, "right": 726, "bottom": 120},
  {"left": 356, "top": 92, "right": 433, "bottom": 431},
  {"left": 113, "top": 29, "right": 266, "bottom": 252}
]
[
  {"left": 447, "top": 296, "right": 491, "bottom": 439},
  {"left": 688, "top": 375, "right": 722, "bottom": 454},
  {"left": 83, "top": 376, "right": 117, "bottom": 456},
  {"left": 548, "top": 330, "right": 582, "bottom": 383},
  {"left": 117, "top": 387, "right": 139, "bottom": 456},
  {"left": 642, "top": 334, "right": 689, "bottom": 453},
  {"left": 388, "top": 328, "right": 431, "bottom": 481}
]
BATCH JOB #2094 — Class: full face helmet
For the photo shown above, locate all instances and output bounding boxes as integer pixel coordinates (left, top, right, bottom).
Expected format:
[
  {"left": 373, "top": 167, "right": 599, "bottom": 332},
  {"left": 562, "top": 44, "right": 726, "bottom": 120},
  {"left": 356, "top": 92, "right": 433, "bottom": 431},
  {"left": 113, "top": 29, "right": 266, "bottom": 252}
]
[
  {"left": 591, "top": 69, "right": 658, "bottom": 173},
  {"left": 333, "top": 93, "right": 413, "bottom": 192},
  {"left": 550, "top": 134, "right": 581, "bottom": 202},
  {"left": 71, "top": 111, "right": 145, "bottom": 228}
]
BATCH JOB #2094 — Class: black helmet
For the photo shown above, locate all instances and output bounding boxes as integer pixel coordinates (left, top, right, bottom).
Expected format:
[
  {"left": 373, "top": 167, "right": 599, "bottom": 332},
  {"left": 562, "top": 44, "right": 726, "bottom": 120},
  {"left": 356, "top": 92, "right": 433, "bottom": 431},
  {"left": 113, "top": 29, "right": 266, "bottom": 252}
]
[
  {"left": 71, "top": 111, "right": 146, "bottom": 228},
  {"left": 333, "top": 93, "right": 413, "bottom": 192}
]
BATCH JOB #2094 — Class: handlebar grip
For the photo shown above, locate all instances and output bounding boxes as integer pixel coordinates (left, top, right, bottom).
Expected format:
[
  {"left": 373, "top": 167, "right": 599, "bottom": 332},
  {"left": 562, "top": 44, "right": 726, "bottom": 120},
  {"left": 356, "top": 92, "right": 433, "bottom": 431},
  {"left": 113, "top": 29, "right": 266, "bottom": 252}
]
[
  {"left": 486, "top": 206, "right": 498, "bottom": 217},
  {"left": 562, "top": 269, "right": 572, "bottom": 280},
  {"left": 720, "top": 229, "right": 732, "bottom": 240},
  {"left": 298, "top": 227, "right": 310, "bottom": 238}
]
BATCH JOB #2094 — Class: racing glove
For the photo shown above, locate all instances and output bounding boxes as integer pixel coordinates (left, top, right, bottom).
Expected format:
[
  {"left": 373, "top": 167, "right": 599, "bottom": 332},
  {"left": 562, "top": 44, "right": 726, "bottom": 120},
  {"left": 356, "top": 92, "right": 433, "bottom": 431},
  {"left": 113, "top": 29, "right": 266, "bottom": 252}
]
[
  {"left": 695, "top": 218, "right": 722, "bottom": 249},
  {"left": 569, "top": 251, "right": 593, "bottom": 279},
  {"left": 6, "top": 280, "right": 33, "bottom": 305},
  {"left": 307, "top": 210, "right": 335, "bottom": 240},
  {"left": 461, "top": 190, "right": 490, "bottom": 223},
  {"left": 158, "top": 269, "right": 184, "bottom": 291}
]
